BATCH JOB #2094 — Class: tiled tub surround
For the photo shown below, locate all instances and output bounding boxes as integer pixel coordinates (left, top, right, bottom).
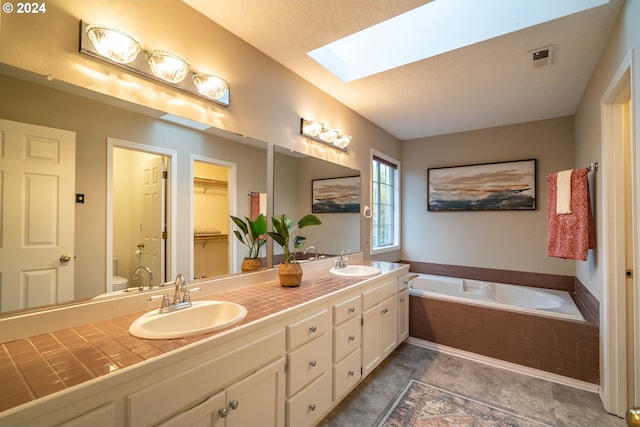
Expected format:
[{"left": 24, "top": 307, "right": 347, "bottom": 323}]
[
  {"left": 0, "top": 258, "right": 407, "bottom": 416},
  {"left": 403, "top": 261, "right": 599, "bottom": 384}
]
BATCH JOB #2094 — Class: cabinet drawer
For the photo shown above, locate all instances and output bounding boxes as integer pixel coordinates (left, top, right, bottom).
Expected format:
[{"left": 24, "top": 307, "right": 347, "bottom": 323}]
[
  {"left": 362, "top": 279, "right": 398, "bottom": 310},
  {"left": 333, "top": 348, "right": 361, "bottom": 400},
  {"left": 286, "top": 372, "right": 332, "bottom": 427},
  {"left": 333, "top": 294, "right": 361, "bottom": 325},
  {"left": 287, "top": 309, "right": 330, "bottom": 350},
  {"left": 333, "top": 316, "right": 361, "bottom": 363},
  {"left": 287, "top": 332, "right": 330, "bottom": 396}
]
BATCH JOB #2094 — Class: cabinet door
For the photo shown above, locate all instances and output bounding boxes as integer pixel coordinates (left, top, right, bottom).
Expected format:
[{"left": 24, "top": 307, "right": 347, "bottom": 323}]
[
  {"left": 380, "top": 294, "right": 398, "bottom": 356},
  {"left": 157, "top": 391, "right": 226, "bottom": 427},
  {"left": 58, "top": 403, "right": 116, "bottom": 427},
  {"left": 362, "top": 294, "right": 398, "bottom": 376},
  {"left": 397, "top": 288, "right": 409, "bottom": 342},
  {"left": 226, "top": 358, "right": 286, "bottom": 427},
  {"left": 361, "top": 305, "right": 382, "bottom": 376}
]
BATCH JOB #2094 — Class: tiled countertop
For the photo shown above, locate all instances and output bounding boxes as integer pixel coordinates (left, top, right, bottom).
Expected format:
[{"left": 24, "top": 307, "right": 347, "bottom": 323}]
[{"left": 0, "top": 261, "right": 406, "bottom": 413}]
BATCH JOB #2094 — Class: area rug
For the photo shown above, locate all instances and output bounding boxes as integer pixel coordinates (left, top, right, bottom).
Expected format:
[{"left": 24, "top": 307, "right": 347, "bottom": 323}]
[{"left": 374, "top": 380, "right": 552, "bottom": 427}]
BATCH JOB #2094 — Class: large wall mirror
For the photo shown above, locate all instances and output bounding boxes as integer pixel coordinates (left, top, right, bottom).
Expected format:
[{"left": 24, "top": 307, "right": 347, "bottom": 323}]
[
  {"left": 0, "top": 65, "right": 363, "bottom": 318},
  {"left": 0, "top": 66, "right": 268, "bottom": 315},
  {"left": 274, "top": 147, "right": 360, "bottom": 263}
]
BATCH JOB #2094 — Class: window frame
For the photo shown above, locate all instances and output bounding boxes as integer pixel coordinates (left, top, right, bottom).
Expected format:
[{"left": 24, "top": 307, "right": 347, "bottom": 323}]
[{"left": 370, "top": 149, "right": 401, "bottom": 255}]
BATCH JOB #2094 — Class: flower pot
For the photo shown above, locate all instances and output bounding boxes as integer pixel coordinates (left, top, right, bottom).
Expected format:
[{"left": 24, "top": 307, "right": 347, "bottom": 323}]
[
  {"left": 241, "top": 258, "right": 263, "bottom": 273},
  {"left": 278, "top": 262, "right": 303, "bottom": 287}
]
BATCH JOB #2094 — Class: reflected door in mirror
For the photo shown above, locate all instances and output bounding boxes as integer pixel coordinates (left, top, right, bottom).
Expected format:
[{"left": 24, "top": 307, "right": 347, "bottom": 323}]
[{"left": 0, "top": 119, "right": 76, "bottom": 312}]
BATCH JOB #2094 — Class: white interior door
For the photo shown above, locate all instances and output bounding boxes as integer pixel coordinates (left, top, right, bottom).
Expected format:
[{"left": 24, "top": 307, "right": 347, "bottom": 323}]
[
  {"left": 0, "top": 119, "right": 75, "bottom": 312},
  {"left": 140, "top": 156, "right": 165, "bottom": 287}
]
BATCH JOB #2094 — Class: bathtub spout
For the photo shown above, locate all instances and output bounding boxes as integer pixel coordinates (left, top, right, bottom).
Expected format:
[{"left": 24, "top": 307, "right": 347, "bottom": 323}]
[{"left": 403, "top": 274, "right": 419, "bottom": 285}]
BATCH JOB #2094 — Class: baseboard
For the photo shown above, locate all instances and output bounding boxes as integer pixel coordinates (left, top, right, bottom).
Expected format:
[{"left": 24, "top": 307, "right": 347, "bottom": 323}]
[{"left": 405, "top": 337, "right": 599, "bottom": 393}]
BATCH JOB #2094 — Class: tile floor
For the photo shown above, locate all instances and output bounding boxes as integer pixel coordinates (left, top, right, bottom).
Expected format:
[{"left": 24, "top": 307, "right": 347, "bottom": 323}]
[{"left": 319, "top": 342, "right": 627, "bottom": 427}]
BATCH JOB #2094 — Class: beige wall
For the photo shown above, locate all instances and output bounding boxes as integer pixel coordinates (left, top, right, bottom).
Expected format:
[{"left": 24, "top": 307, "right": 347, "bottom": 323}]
[
  {"left": 574, "top": 0, "right": 640, "bottom": 302},
  {"left": 0, "top": 0, "right": 402, "bottom": 261},
  {"left": 401, "top": 117, "right": 575, "bottom": 276}
]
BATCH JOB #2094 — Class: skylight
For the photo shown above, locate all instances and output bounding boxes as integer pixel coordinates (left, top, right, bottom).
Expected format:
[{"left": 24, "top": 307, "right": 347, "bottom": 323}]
[{"left": 308, "top": 0, "right": 608, "bottom": 82}]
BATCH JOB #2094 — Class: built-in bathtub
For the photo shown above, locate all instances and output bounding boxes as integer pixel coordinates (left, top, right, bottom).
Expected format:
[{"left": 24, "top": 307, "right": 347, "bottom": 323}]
[
  {"left": 408, "top": 274, "right": 583, "bottom": 321},
  {"left": 408, "top": 273, "right": 599, "bottom": 384}
]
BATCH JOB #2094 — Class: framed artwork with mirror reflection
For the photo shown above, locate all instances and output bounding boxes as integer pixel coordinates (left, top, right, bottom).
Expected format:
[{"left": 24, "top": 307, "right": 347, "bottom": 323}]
[{"left": 312, "top": 176, "right": 361, "bottom": 213}]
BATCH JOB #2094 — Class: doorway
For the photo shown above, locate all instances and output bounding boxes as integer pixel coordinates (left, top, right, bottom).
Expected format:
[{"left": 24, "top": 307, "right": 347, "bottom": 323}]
[
  {"left": 107, "top": 138, "right": 177, "bottom": 293},
  {"left": 601, "top": 51, "right": 637, "bottom": 416},
  {"left": 191, "top": 156, "right": 236, "bottom": 280}
]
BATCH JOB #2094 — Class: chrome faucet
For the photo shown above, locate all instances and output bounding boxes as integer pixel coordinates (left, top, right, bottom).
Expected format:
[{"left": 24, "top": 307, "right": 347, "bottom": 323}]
[
  {"left": 173, "top": 273, "right": 187, "bottom": 304},
  {"left": 335, "top": 249, "right": 351, "bottom": 269},
  {"left": 133, "top": 266, "right": 153, "bottom": 291},
  {"left": 151, "top": 274, "right": 198, "bottom": 314}
]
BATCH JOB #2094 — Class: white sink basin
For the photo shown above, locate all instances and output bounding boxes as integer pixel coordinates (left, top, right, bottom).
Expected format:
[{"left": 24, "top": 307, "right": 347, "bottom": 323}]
[
  {"left": 129, "top": 300, "right": 247, "bottom": 339},
  {"left": 329, "top": 265, "right": 381, "bottom": 277}
]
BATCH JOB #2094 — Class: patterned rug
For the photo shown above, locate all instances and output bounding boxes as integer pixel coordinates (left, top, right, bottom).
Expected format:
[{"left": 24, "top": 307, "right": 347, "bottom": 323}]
[{"left": 374, "top": 380, "right": 552, "bottom": 427}]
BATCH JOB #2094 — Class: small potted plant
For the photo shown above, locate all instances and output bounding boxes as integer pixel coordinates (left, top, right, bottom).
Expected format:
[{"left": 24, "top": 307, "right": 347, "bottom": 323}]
[
  {"left": 230, "top": 213, "right": 267, "bottom": 272},
  {"left": 267, "top": 213, "right": 321, "bottom": 287}
]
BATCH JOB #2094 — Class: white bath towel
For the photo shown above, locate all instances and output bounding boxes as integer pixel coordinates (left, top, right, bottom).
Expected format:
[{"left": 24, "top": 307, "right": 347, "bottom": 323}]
[{"left": 556, "top": 169, "right": 573, "bottom": 214}]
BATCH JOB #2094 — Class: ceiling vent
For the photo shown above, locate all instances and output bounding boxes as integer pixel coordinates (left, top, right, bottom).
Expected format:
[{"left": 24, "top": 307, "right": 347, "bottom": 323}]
[{"left": 530, "top": 45, "right": 554, "bottom": 67}]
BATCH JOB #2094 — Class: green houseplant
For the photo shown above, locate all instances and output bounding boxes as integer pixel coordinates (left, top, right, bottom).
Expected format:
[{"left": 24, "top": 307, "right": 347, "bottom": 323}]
[
  {"left": 230, "top": 213, "right": 267, "bottom": 272},
  {"left": 267, "top": 213, "right": 321, "bottom": 286}
]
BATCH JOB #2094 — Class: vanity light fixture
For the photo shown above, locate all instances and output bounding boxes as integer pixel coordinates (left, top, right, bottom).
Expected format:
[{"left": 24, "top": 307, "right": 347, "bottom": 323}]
[
  {"left": 80, "top": 21, "right": 230, "bottom": 106},
  {"left": 192, "top": 73, "right": 229, "bottom": 100},
  {"left": 146, "top": 50, "right": 190, "bottom": 84},
  {"left": 85, "top": 24, "right": 142, "bottom": 64},
  {"left": 300, "top": 118, "right": 351, "bottom": 152}
]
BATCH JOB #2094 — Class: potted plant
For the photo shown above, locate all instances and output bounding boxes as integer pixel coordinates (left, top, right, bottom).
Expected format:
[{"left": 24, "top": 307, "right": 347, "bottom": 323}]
[
  {"left": 267, "top": 213, "right": 321, "bottom": 287},
  {"left": 230, "top": 213, "right": 267, "bottom": 272}
]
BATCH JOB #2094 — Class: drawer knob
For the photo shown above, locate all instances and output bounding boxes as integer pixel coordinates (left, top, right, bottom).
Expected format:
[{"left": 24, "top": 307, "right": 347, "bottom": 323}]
[
  {"left": 400, "top": 297, "right": 405, "bottom": 302},
  {"left": 309, "top": 403, "right": 316, "bottom": 411},
  {"left": 229, "top": 400, "right": 239, "bottom": 410},
  {"left": 309, "top": 359, "right": 317, "bottom": 367},
  {"left": 348, "top": 370, "right": 355, "bottom": 376},
  {"left": 382, "top": 307, "right": 389, "bottom": 314},
  {"left": 309, "top": 325, "right": 317, "bottom": 333},
  {"left": 218, "top": 408, "right": 228, "bottom": 418},
  {"left": 348, "top": 307, "right": 355, "bottom": 313},
  {"left": 348, "top": 335, "right": 355, "bottom": 341}
]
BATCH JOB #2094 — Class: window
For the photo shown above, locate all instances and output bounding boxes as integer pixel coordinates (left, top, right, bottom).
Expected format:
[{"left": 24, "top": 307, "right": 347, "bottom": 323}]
[{"left": 371, "top": 151, "right": 400, "bottom": 253}]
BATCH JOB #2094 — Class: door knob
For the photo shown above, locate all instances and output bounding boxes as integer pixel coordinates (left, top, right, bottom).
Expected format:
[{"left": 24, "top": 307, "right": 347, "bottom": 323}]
[{"left": 59, "top": 254, "right": 71, "bottom": 263}]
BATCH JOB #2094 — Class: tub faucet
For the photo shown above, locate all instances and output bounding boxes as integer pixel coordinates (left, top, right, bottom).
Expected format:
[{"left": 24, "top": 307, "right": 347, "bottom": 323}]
[
  {"left": 304, "top": 245, "right": 317, "bottom": 260},
  {"left": 133, "top": 266, "right": 153, "bottom": 291},
  {"left": 335, "top": 249, "right": 351, "bottom": 269}
]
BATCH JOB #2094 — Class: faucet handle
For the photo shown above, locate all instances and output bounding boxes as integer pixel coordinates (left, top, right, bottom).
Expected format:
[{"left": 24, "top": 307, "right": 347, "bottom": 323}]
[{"left": 160, "top": 294, "right": 171, "bottom": 309}]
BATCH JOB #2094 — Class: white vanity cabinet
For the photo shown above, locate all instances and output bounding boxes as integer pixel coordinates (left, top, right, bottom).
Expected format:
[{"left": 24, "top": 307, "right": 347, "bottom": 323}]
[
  {"left": 361, "top": 278, "right": 399, "bottom": 376},
  {"left": 285, "top": 309, "right": 332, "bottom": 427},
  {"left": 0, "top": 262, "right": 412, "bottom": 427},
  {"left": 332, "top": 294, "right": 362, "bottom": 400},
  {"left": 157, "top": 358, "right": 285, "bottom": 427},
  {"left": 128, "top": 329, "right": 286, "bottom": 427}
]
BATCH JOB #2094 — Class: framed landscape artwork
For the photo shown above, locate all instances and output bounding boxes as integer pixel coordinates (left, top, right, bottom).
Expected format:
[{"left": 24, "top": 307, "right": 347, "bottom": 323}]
[
  {"left": 427, "top": 159, "right": 536, "bottom": 211},
  {"left": 312, "top": 176, "right": 361, "bottom": 213}
]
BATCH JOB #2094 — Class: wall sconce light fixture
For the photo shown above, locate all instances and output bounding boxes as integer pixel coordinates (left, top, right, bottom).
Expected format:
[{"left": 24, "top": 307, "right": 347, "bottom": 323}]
[
  {"left": 300, "top": 118, "right": 351, "bottom": 151},
  {"left": 80, "top": 21, "right": 230, "bottom": 107}
]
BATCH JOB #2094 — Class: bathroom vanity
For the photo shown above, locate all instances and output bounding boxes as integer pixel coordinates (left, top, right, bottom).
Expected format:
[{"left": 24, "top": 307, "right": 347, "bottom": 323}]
[{"left": 0, "top": 257, "right": 410, "bottom": 427}]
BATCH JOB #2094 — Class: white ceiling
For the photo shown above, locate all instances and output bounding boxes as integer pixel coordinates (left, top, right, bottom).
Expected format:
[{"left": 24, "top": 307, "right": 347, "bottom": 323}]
[{"left": 183, "top": 0, "right": 624, "bottom": 140}]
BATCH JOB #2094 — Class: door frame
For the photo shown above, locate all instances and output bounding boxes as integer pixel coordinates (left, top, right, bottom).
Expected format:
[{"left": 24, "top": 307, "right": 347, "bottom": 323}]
[
  {"left": 190, "top": 154, "right": 237, "bottom": 279},
  {"left": 601, "top": 48, "right": 638, "bottom": 415},
  {"left": 106, "top": 138, "right": 177, "bottom": 292}
]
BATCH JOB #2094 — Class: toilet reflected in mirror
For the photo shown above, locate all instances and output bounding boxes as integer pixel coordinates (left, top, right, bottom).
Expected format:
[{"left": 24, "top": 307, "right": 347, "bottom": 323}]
[{"left": 112, "top": 258, "right": 129, "bottom": 291}]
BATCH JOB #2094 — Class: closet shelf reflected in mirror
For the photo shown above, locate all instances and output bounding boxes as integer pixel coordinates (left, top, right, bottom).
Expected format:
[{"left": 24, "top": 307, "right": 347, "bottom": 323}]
[
  {"left": 194, "top": 176, "right": 227, "bottom": 193},
  {"left": 194, "top": 232, "right": 227, "bottom": 248}
]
